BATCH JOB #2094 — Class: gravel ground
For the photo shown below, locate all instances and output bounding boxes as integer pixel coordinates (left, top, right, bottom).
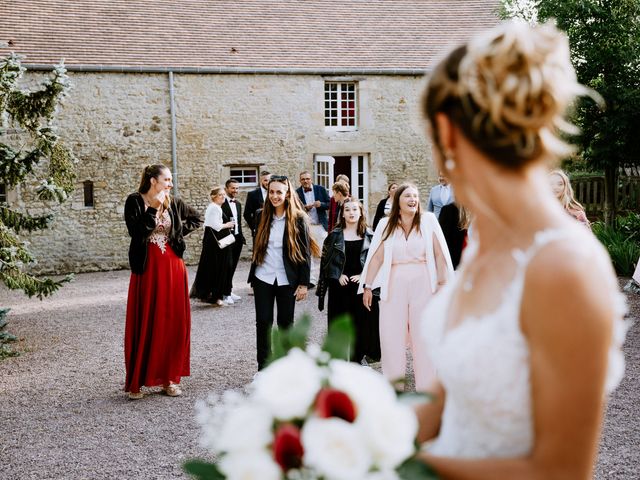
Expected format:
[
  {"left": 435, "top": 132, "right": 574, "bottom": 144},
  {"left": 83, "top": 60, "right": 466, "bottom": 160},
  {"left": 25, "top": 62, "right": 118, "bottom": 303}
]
[{"left": 0, "top": 261, "right": 638, "bottom": 479}]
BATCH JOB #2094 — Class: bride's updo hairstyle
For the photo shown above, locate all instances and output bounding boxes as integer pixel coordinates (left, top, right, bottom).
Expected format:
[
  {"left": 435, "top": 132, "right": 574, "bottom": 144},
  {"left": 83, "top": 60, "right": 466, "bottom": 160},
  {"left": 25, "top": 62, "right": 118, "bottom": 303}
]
[{"left": 424, "top": 20, "right": 592, "bottom": 169}]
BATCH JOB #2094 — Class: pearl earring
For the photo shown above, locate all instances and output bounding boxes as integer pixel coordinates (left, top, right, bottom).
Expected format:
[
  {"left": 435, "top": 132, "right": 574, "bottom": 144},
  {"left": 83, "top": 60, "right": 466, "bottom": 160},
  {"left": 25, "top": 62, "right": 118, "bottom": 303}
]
[{"left": 444, "top": 156, "right": 456, "bottom": 171}]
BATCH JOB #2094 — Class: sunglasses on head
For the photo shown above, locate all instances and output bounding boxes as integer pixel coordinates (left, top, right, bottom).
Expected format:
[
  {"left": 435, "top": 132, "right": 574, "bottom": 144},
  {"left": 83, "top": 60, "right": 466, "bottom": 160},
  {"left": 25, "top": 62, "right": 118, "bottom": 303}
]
[{"left": 270, "top": 175, "right": 288, "bottom": 182}]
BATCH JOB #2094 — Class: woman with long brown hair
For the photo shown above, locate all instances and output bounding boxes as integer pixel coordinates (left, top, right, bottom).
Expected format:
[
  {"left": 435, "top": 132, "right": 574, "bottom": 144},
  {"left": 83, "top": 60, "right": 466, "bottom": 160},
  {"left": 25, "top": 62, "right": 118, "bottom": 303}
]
[
  {"left": 359, "top": 183, "right": 453, "bottom": 390},
  {"left": 317, "top": 197, "right": 380, "bottom": 363},
  {"left": 414, "top": 20, "right": 626, "bottom": 478},
  {"left": 123, "top": 164, "right": 202, "bottom": 399},
  {"left": 248, "top": 175, "right": 319, "bottom": 370}
]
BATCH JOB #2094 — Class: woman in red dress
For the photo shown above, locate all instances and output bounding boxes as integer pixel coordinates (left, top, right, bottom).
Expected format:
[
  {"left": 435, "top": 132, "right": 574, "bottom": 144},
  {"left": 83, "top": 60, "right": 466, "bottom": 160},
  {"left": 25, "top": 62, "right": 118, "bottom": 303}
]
[{"left": 123, "top": 164, "right": 202, "bottom": 400}]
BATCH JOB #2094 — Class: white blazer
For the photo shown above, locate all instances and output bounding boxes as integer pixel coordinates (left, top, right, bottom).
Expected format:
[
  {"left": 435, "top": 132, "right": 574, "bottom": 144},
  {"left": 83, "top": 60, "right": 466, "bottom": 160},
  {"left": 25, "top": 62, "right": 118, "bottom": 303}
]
[{"left": 358, "top": 213, "right": 454, "bottom": 301}]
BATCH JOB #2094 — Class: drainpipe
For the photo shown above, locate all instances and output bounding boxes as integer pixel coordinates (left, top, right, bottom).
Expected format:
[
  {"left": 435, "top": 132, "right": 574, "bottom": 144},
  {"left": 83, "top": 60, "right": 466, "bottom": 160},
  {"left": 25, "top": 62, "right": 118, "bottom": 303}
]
[{"left": 168, "top": 71, "right": 179, "bottom": 196}]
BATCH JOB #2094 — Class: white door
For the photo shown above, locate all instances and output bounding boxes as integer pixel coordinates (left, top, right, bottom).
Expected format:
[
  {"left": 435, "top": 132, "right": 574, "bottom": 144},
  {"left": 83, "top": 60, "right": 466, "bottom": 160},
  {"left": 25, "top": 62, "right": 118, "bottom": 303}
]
[
  {"left": 350, "top": 154, "right": 369, "bottom": 213},
  {"left": 314, "top": 155, "right": 335, "bottom": 190}
]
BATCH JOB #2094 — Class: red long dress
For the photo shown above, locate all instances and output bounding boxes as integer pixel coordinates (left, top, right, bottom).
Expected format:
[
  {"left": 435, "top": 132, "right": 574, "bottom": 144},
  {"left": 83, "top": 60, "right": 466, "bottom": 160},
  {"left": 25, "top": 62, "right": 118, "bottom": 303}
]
[{"left": 124, "top": 210, "right": 191, "bottom": 393}]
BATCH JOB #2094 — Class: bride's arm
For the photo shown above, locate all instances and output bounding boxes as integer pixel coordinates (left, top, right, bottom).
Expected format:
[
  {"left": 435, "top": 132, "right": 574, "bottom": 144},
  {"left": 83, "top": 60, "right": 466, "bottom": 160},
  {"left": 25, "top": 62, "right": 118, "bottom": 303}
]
[
  {"left": 415, "top": 382, "right": 445, "bottom": 443},
  {"left": 418, "top": 245, "right": 614, "bottom": 479}
]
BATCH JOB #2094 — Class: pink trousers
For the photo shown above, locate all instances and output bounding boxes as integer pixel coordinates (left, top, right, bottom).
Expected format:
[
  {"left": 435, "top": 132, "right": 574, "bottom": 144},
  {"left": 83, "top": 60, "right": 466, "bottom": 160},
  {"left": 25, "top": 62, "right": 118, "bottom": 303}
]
[{"left": 378, "top": 262, "right": 435, "bottom": 391}]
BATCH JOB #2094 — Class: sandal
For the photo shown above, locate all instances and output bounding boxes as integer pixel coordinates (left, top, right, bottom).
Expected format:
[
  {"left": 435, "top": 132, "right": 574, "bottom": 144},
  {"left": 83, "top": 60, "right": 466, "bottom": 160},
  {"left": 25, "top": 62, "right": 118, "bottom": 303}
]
[
  {"left": 163, "top": 384, "right": 182, "bottom": 397},
  {"left": 128, "top": 391, "right": 144, "bottom": 400}
]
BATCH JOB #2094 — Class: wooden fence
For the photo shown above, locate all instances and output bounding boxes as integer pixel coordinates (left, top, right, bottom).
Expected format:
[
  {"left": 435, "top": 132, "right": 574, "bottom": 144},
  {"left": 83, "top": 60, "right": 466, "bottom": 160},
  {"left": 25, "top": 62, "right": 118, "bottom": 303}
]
[{"left": 572, "top": 175, "right": 640, "bottom": 219}]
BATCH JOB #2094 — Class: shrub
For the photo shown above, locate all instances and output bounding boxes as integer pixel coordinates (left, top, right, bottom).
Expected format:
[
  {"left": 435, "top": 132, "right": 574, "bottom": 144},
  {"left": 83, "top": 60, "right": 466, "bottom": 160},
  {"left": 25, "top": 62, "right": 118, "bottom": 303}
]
[
  {"left": 0, "top": 308, "right": 19, "bottom": 359},
  {"left": 592, "top": 219, "right": 640, "bottom": 276}
]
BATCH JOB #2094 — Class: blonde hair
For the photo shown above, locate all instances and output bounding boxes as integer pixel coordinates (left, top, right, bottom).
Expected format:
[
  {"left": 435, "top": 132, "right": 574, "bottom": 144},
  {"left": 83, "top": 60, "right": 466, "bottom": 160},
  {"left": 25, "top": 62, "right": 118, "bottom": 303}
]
[
  {"left": 332, "top": 180, "right": 350, "bottom": 197},
  {"left": 209, "top": 186, "right": 225, "bottom": 200},
  {"left": 335, "top": 174, "right": 350, "bottom": 185},
  {"left": 424, "top": 20, "right": 595, "bottom": 168},
  {"left": 549, "top": 169, "right": 585, "bottom": 214}
]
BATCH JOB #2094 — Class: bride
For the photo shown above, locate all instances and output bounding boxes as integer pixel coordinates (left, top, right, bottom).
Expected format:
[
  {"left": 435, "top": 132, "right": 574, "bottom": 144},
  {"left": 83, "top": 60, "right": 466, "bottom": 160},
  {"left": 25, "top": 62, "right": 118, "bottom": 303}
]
[{"left": 415, "top": 21, "right": 626, "bottom": 478}]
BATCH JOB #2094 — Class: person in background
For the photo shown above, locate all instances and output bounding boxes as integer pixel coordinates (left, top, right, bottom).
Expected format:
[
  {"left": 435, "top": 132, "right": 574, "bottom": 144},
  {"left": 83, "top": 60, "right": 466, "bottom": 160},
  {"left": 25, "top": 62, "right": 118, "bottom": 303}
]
[
  {"left": 222, "top": 178, "right": 246, "bottom": 303},
  {"left": 438, "top": 202, "right": 470, "bottom": 269},
  {"left": 191, "top": 186, "right": 235, "bottom": 307},
  {"left": 427, "top": 172, "right": 455, "bottom": 219},
  {"left": 248, "top": 175, "right": 319, "bottom": 370},
  {"left": 244, "top": 170, "right": 271, "bottom": 238},
  {"left": 124, "top": 164, "right": 202, "bottom": 400},
  {"left": 296, "top": 171, "right": 330, "bottom": 286},
  {"left": 360, "top": 183, "right": 454, "bottom": 390},
  {"left": 372, "top": 182, "right": 398, "bottom": 232},
  {"left": 328, "top": 180, "right": 350, "bottom": 232},
  {"left": 549, "top": 169, "right": 591, "bottom": 229},
  {"left": 317, "top": 197, "right": 380, "bottom": 364},
  {"left": 415, "top": 20, "right": 626, "bottom": 478}
]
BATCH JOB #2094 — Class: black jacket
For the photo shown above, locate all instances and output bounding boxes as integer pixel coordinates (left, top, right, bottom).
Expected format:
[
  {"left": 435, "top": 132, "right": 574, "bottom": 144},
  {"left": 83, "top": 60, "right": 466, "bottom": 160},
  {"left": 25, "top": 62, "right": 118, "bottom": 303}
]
[
  {"left": 124, "top": 192, "right": 203, "bottom": 274},
  {"left": 222, "top": 198, "right": 246, "bottom": 244},
  {"left": 316, "top": 227, "right": 374, "bottom": 311},
  {"left": 247, "top": 214, "right": 311, "bottom": 288},
  {"left": 243, "top": 187, "right": 265, "bottom": 235},
  {"left": 372, "top": 197, "right": 390, "bottom": 232},
  {"left": 438, "top": 203, "right": 466, "bottom": 269}
]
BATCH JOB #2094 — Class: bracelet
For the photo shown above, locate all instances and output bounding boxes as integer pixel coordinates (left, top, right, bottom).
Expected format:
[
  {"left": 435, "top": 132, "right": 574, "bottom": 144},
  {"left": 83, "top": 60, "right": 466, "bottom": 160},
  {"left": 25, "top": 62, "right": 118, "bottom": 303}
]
[{"left": 363, "top": 284, "right": 372, "bottom": 290}]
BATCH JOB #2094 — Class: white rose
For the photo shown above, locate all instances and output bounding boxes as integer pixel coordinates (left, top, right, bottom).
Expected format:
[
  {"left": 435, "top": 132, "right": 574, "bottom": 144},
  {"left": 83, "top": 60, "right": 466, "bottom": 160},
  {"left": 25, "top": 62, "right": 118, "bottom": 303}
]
[
  {"left": 252, "top": 348, "right": 323, "bottom": 420},
  {"left": 357, "top": 401, "right": 418, "bottom": 470},
  {"left": 365, "top": 470, "right": 400, "bottom": 480},
  {"left": 302, "top": 417, "right": 372, "bottom": 480},
  {"left": 216, "top": 403, "right": 274, "bottom": 453},
  {"left": 327, "top": 360, "right": 396, "bottom": 411},
  {"left": 218, "top": 450, "right": 281, "bottom": 480}
]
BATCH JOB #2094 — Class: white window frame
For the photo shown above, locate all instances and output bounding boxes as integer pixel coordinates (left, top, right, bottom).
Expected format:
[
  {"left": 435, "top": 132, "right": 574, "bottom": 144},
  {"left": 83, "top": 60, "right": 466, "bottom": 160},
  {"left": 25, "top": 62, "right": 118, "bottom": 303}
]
[
  {"left": 324, "top": 82, "right": 358, "bottom": 132},
  {"left": 229, "top": 166, "right": 259, "bottom": 188}
]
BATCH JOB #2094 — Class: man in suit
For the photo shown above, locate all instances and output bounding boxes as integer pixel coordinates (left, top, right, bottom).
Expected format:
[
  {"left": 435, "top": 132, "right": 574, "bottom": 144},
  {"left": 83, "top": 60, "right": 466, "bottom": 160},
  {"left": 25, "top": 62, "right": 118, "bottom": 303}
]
[
  {"left": 296, "top": 171, "right": 330, "bottom": 287},
  {"left": 243, "top": 170, "right": 270, "bottom": 237},
  {"left": 222, "top": 178, "right": 246, "bottom": 302},
  {"left": 427, "top": 172, "right": 455, "bottom": 219}
]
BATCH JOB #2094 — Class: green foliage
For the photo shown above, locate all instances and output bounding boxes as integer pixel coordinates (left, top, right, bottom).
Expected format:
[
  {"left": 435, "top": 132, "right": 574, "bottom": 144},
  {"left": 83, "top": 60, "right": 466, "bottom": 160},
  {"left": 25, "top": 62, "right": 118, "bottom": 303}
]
[
  {"left": 0, "top": 307, "right": 19, "bottom": 358},
  {"left": 397, "top": 458, "right": 439, "bottom": 480},
  {"left": 0, "top": 53, "right": 76, "bottom": 298},
  {"left": 592, "top": 214, "right": 640, "bottom": 276},
  {"left": 321, "top": 314, "right": 355, "bottom": 361},
  {"left": 184, "top": 460, "right": 225, "bottom": 480}
]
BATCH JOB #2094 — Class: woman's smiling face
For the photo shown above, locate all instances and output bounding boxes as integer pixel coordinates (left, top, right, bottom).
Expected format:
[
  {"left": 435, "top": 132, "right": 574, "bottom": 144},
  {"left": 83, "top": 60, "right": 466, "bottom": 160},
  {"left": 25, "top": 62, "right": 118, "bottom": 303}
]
[{"left": 398, "top": 187, "right": 419, "bottom": 214}]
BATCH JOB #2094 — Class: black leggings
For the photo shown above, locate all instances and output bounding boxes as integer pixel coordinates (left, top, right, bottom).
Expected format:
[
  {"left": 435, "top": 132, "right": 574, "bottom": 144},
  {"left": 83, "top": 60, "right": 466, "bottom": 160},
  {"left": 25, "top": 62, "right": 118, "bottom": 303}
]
[{"left": 253, "top": 278, "right": 296, "bottom": 369}]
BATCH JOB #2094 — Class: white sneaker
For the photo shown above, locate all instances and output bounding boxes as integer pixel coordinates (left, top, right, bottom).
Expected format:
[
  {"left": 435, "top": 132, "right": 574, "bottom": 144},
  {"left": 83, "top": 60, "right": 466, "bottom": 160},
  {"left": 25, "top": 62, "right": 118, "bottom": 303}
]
[
  {"left": 230, "top": 292, "right": 241, "bottom": 301},
  {"left": 223, "top": 296, "right": 234, "bottom": 305}
]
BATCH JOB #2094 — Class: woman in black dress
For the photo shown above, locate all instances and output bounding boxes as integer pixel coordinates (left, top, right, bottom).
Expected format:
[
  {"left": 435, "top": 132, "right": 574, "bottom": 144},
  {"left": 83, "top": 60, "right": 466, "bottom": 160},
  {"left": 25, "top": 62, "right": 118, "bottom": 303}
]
[
  {"left": 317, "top": 198, "right": 380, "bottom": 363},
  {"left": 372, "top": 183, "right": 398, "bottom": 232},
  {"left": 190, "top": 186, "right": 236, "bottom": 306}
]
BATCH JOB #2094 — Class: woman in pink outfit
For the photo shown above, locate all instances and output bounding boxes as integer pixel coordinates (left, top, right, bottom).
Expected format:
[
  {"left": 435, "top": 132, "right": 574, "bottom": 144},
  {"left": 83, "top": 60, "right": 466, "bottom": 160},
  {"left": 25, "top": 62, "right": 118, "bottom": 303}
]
[{"left": 360, "top": 183, "right": 453, "bottom": 390}]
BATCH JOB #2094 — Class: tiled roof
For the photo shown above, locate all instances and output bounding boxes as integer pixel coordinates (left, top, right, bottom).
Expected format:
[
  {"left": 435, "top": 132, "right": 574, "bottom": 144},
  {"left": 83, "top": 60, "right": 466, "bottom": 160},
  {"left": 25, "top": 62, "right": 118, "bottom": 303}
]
[{"left": 0, "top": 0, "right": 500, "bottom": 71}]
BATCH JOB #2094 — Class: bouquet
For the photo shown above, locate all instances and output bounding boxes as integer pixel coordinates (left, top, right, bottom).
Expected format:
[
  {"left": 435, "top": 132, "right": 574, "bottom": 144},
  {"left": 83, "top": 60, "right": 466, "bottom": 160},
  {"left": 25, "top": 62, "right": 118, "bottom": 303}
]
[{"left": 186, "top": 316, "right": 437, "bottom": 480}]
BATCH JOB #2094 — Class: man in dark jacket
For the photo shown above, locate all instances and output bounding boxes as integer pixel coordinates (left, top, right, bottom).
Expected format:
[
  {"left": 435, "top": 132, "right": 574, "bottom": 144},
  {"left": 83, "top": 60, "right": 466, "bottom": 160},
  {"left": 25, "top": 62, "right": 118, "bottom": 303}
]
[
  {"left": 243, "top": 170, "right": 270, "bottom": 237},
  {"left": 222, "top": 178, "right": 247, "bottom": 302}
]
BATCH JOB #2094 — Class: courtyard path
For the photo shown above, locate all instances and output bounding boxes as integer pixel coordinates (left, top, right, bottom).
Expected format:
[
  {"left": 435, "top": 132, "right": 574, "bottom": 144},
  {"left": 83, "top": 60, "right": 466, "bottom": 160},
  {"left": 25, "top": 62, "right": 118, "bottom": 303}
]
[{"left": 0, "top": 261, "right": 638, "bottom": 479}]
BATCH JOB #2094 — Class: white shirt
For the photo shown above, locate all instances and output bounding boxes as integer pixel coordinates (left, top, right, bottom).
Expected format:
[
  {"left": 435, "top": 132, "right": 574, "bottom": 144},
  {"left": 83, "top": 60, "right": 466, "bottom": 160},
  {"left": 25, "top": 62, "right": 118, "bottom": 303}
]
[
  {"left": 303, "top": 188, "right": 320, "bottom": 224},
  {"left": 254, "top": 213, "right": 289, "bottom": 286},
  {"left": 440, "top": 185, "right": 451, "bottom": 205},
  {"left": 261, "top": 187, "right": 267, "bottom": 202},
  {"left": 204, "top": 203, "right": 225, "bottom": 231},
  {"left": 226, "top": 196, "right": 239, "bottom": 234}
]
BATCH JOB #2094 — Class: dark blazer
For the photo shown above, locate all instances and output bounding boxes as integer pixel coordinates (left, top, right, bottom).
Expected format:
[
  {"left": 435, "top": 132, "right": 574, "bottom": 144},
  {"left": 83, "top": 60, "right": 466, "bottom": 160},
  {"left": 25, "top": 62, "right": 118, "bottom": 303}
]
[
  {"left": 243, "top": 187, "right": 265, "bottom": 235},
  {"left": 296, "top": 184, "right": 330, "bottom": 231},
  {"left": 438, "top": 203, "right": 466, "bottom": 269},
  {"left": 372, "top": 197, "right": 390, "bottom": 232},
  {"left": 222, "top": 198, "right": 246, "bottom": 244},
  {"left": 316, "top": 227, "right": 374, "bottom": 310},
  {"left": 124, "top": 192, "right": 202, "bottom": 274},
  {"left": 247, "top": 214, "right": 311, "bottom": 288}
]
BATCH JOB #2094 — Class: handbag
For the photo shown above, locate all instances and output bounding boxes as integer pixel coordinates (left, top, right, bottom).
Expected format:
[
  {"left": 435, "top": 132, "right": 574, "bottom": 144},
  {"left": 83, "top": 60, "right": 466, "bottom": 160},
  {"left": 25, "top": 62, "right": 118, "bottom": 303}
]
[{"left": 212, "top": 227, "right": 236, "bottom": 249}]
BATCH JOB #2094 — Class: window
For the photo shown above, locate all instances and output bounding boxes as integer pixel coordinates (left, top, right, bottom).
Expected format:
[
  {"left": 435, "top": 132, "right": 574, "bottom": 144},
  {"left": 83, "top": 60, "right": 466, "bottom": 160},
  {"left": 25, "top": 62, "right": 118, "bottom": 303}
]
[
  {"left": 0, "top": 184, "right": 6, "bottom": 204},
  {"left": 324, "top": 82, "right": 357, "bottom": 131},
  {"left": 229, "top": 167, "right": 258, "bottom": 187},
  {"left": 83, "top": 180, "right": 94, "bottom": 207}
]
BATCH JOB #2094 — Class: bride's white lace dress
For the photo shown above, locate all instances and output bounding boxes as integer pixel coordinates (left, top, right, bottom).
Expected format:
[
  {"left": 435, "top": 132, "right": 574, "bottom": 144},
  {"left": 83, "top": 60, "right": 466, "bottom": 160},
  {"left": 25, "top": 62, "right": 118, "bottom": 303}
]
[{"left": 421, "top": 230, "right": 627, "bottom": 458}]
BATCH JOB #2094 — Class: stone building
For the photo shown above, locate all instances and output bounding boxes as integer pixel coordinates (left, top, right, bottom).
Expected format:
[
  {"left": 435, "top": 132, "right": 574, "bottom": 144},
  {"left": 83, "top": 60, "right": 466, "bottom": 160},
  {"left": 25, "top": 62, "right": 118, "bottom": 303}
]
[{"left": 1, "top": 0, "right": 498, "bottom": 273}]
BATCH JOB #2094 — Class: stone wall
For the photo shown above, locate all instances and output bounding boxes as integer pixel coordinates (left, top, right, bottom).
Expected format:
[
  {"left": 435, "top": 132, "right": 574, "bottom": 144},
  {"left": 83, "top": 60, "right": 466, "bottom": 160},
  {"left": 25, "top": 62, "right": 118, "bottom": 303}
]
[{"left": 17, "top": 71, "right": 438, "bottom": 274}]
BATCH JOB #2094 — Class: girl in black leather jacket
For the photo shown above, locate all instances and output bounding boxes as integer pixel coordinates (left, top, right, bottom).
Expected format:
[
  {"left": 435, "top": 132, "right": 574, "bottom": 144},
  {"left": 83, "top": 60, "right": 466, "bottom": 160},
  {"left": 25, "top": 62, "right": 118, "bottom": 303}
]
[{"left": 317, "top": 198, "right": 380, "bottom": 363}]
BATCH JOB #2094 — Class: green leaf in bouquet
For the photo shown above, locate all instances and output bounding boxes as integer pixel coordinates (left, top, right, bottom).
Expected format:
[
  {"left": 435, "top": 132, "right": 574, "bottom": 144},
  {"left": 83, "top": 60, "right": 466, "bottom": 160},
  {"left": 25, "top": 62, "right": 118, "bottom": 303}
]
[
  {"left": 268, "top": 313, "right": 312, "bottom": 365},
  {"left": 183, "top": 459, "right": 225, "bottom": 479},
  {"left": 397, "top": 391, "right": 434, "bottom": 405},
  {"left": 396, "top": 457, "right": 439, "bottom": 479},
  {"left": 321, "top": 314, "right": 355, "bottom": 361}
]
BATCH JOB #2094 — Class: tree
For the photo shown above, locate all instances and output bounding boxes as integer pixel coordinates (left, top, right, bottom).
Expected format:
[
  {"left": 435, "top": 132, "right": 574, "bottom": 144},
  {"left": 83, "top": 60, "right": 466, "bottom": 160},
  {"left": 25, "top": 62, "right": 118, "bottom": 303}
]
[
  {"left": 0, "top": 53, "right": 75, "bottom": 299},
  {"left": 501, "top": 0, "right": 640, "bottom": 222}
]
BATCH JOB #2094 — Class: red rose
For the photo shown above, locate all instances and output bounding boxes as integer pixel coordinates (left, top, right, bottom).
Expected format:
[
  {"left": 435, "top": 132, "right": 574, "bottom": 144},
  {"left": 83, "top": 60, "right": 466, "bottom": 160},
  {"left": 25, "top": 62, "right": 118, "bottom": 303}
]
[
  {"left": 273, "top": 424, "right": 304, "bottom": 471},
  {"left": 314, "top": 388, "right": 357, "bottom": 423}
]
